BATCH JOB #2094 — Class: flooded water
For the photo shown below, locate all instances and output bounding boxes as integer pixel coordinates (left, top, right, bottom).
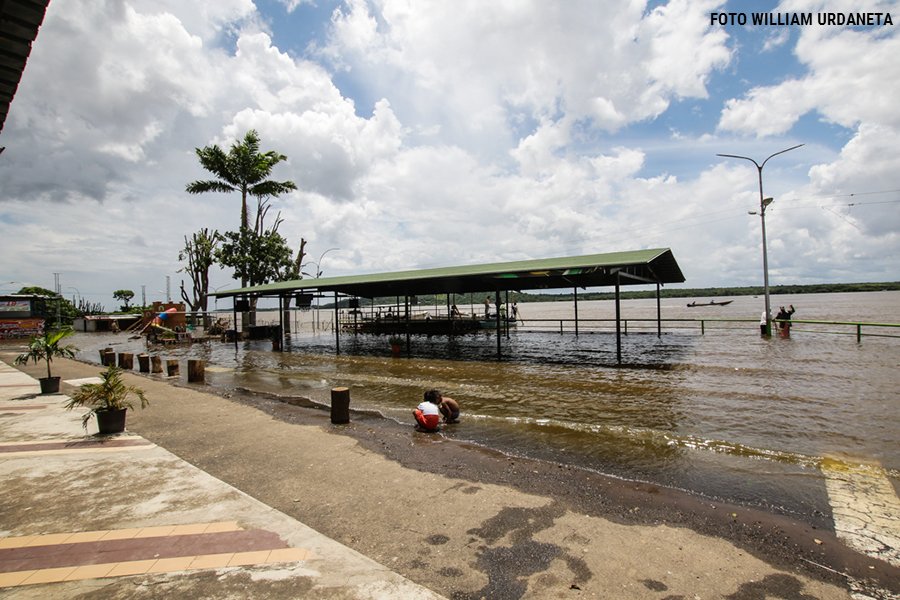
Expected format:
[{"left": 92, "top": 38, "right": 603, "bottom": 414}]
[{"left": 70, "top": 291, "right": 900, "bottom": 528}]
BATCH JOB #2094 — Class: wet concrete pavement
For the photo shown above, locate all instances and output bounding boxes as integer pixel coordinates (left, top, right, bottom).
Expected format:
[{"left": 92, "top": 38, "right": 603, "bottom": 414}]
[{"left": 2, "top": 353, "right": 897, "bottom": 599}]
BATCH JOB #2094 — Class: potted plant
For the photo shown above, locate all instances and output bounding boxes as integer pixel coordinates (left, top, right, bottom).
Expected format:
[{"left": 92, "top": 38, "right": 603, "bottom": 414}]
[
  {"left": 64, "top": 365, "right": 149, "bottom": 434},
  {"left": 14, "top": 327, "right": 78, "bottom": 394},
  {"left": 388, "top": 335, "right": 404, "bottom": 356}
]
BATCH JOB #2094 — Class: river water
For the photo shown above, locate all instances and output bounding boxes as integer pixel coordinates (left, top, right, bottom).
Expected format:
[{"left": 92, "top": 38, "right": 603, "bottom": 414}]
[{"left": 70, "top": 291, "right": 900, "bottom": 528}]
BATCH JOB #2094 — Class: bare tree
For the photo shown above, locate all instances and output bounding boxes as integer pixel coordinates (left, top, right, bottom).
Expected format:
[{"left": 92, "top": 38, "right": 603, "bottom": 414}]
[{"left": 178, "top": 228, "right": 222, "bottom": 325}]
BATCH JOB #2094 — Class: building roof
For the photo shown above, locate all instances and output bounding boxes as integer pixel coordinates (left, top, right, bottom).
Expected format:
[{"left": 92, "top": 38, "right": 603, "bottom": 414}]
[
  {"left": 212, "top": 248, "right": 685, "bottom": 300},
  {"left": 0, "top": 0, "right": 50, "bottom": 135}
]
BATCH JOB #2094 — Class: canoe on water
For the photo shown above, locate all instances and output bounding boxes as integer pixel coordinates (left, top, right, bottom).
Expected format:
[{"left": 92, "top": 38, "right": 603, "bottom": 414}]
[{"left": 686, "top": 300, "right": 733, "bottom": 307}]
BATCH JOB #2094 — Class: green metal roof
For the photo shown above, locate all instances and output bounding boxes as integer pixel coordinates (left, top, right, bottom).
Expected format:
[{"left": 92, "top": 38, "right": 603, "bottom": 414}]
[{"left": 212, "top": 248, "right": 685, "bottom": 300}]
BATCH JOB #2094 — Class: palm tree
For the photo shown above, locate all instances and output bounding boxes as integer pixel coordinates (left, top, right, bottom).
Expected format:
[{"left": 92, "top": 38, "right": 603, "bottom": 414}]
[{"left": 186, "top": 130, "right": 297, "bottom": 234}]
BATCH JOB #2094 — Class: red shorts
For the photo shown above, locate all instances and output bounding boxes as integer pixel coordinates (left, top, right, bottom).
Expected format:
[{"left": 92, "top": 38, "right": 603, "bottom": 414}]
[{"left": 414, "top": 409, "right": 440, "bottom": 431}]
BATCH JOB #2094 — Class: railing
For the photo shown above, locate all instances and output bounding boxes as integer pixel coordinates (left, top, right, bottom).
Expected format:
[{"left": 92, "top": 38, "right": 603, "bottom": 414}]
[{"left": 516, "top": 318, "right": 900, "bottom": 342}]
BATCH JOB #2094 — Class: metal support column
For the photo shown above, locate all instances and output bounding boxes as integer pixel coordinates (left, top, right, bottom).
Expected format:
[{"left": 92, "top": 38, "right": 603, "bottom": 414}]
[
  {"left": 334, "top": 292, "right": 340, "bottom": 355},
  {"left": 656, "top": 283, "right": 662, "bottom": 338},
  {"left": 278, "top": 296, "right": 285, "bottom": 352},
  {"left": 495, "top": 290, "right": 501, "bottom": 359},
  {"left": 505, "top": 291, "right": 511, "bottom": 338},
  {"left": 232, "top": 301, "right": 238, "bottom": 349},
  {"left": 405, "top": 296, "right": 411, "bottom": 353},
  {"left": 615, "top": 274, "right": 622, "bottom": 365},
  {"left": 574, "top": 287, "right": 579, "bottom": 336}
]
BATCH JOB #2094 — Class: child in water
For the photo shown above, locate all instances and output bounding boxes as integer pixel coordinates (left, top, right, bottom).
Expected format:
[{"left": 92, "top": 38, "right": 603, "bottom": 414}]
[
  {"left": 413, "top": 390, "right": 442, "bottom": 432},
  {"left": 437, "top": 393, "right": 460, "bottom": 424}
]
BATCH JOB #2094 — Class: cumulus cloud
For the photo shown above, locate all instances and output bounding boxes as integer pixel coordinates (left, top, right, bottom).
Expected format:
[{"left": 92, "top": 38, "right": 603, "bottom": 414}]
[
  {"left": 325, "top": 0, "right": 731, "bottom": 153},
  {"left": 0, "top": 0, "right": 896, "bottom": 303}
]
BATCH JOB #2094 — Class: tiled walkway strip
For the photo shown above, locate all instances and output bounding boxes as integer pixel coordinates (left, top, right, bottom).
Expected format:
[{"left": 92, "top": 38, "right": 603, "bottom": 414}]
[
  {"left": 0, "top": 522, "right": 314, "bottom": 588},
  {"left": 0, "top": 438, "right": 155, "bottom": 454}
]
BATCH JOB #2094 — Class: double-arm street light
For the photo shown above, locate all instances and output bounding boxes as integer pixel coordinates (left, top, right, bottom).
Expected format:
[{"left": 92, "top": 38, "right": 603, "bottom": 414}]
[{"left": 717, "top": 143, "right": 804, "bottom": 336}]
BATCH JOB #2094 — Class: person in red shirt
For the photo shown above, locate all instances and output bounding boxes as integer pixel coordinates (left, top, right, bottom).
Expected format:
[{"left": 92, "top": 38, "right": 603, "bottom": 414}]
[{"left": 413, "top": 390, "right": 442, "bottom": 432}]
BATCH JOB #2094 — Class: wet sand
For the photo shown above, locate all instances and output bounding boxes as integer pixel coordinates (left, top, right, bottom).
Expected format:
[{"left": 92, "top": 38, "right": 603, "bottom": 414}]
[{"left": 7, "top": 355, "right": 898, "bottom": 599}]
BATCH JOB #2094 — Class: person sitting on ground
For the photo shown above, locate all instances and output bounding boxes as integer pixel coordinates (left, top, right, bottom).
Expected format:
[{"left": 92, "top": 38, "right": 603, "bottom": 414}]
[
  {"left": 413, "top": 389, "right": 442, "bottom": 432},
  {"left": 437, "top": 392, "right": 460, "bottom": 424}
]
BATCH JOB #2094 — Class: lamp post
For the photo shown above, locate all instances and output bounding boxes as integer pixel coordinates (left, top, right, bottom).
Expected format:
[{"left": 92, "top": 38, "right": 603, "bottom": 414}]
[
  {"left": 306, "top": 248, "right": 339, "bottom": 330},
  {"left": 717, "top": 144, "right": 803, "bottom": 336}
]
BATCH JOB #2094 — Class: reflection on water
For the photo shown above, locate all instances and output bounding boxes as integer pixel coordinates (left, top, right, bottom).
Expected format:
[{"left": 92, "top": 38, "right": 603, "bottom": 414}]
[{"left": 68, "top": 291, "right": 900, "bottom": 527}]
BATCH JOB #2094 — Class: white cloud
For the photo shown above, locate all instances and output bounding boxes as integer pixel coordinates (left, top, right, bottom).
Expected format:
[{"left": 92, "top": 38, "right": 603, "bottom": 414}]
[
  {"left": 719, "top": 4, "right": 900, "bottom": 135},
  {"left": 325, "top": 0, "right": 731, "bottom": 153},
  {"left": 0, "top": 0, "right": 896, "bottom": 305}
]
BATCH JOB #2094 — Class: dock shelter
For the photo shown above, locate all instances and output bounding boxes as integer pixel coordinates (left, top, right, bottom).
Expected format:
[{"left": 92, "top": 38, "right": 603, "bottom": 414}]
[{"left": 211, "top": 248, "right": 685, "bottom": 363}]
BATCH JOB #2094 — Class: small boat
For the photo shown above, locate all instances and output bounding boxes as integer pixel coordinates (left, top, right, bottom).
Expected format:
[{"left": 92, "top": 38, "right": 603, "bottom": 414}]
[{"left": 686, "top": 299, "right": 733, "bottom": 307}]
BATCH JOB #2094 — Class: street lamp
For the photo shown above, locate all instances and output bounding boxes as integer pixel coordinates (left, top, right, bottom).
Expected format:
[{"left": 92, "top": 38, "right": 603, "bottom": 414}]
[
  {"left": 67, "top": 287, "right": 81, "bottom": 307},
  {"left": 310, "top": 247, "right": 340, "bottom": 278},
  {"left": 300, "top": 248, "right": 340, "bottom": 331},
  {"left": 717, "top": 144, "right": 804, "bottom": 336}
]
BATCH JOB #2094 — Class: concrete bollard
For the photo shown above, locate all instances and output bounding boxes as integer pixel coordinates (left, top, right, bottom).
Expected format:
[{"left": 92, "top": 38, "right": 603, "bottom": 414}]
[
  {"left": 99, "top": 347, "right": 113, "bottom": 365},
  {"left": 330, "top": 387, "right": 351, "bottom": 424},
  {"left": 166, "top": 359, "right": 179, "bottom": 377},
  {"left": 187, "top": 359, "right": 205, "bottom": 383},
  {"left": 138, "top": 354, "right": 150, "bottom": 373},
  {"left": 118, "top": 352, "right": 134, "bottom": 370},
  {"left": 151, "top": 355, "right": 163, "bottom": 374}
]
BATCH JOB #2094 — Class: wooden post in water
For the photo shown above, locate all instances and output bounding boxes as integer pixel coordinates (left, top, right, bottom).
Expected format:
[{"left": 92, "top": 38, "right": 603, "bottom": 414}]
[
  {"left": 151, "top": 355, "right": 163, "bottom": 374},
  {"left": 187, "top": 359, "right": 205, "bottom": 383},
  {"left": 138, "top": 353, "right": 150, "bottom": 373},
  {"left": 166, "top": 359, "right": 179, "bottom": 377},
  {"left": 99, "top": 348, "right": 113, "bottom": 365},
  {"left": 118, "top": 352, "right": 134, "bottom": 370},
  {"left": 330, "top": 387, "right": 350, "bottom": 424}
]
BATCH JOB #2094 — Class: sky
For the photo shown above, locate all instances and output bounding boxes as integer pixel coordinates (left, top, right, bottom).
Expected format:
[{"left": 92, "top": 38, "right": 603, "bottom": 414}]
[{"left": 1, "top": 0, "right": 898, "bottom": 307}]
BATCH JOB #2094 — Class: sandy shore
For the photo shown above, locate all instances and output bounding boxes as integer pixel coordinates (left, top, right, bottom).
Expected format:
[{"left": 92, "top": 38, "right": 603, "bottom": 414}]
[{"left": 6, "top": 354, "right": 898, "bottom": 599}]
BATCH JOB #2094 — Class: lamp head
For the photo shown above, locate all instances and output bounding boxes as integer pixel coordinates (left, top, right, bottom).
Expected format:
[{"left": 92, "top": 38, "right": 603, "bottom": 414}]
[{"left": 762, "top": 197, "right": 774, "bottom": 207}]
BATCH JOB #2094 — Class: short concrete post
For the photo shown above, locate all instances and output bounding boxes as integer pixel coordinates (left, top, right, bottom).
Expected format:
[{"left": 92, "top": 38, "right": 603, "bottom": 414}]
[
  {"left": 101, "top": 349, "right": 115, "bottom": 366},
  {"left": 138, "top": 354, "right": 150, "bottom": 373},
  {"left": 166, "top": 359, "right": 179, "bottom": 377},
  {"left": 330, "top": 387, "right": 350, "bottom": 424},
  {"left": 187, "top": 359, "right": 205, "bottom": 383},
  {"left": 151, "top": 355, "right": 163, "bottom": 374},
  {"left": 99, "top": 347, "right": 113, "bottom": 365},
  {"left": 118, "top": 352, "right": 134, "bottom": 370}
]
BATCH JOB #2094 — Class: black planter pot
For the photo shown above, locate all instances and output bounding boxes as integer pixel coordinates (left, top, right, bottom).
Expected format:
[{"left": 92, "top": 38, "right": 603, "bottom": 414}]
[
  {"left": 39, "top": 376, "right": 61, "bottom": 394},
  {"left": 96, "top": 408, "right": 127, "bottom": 434}
]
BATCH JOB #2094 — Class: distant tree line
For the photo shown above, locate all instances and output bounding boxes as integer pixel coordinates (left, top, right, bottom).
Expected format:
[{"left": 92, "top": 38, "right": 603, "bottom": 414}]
[{"left": 325, "top": 281, "right": 900, "bottom": 308}]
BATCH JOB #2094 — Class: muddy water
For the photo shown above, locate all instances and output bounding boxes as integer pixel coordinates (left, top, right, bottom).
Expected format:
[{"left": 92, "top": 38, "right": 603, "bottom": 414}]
[{"left": 71, "top": 291, "right": 900, "bottom": 527}]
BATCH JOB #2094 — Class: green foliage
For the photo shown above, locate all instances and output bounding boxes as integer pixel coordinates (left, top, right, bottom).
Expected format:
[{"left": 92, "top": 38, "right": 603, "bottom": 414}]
[
  {"left": 178, "top": 228, "right": 222, "bottom": 314},
  {"left": 217, "top": 227, "right": 293, "bottom": 288},
  {"left": 74, "top": 296, "right": 105, "bottom": 316},
  {"left": 64, "top": 366, "right": 149, "bottom": 430},
  {"left": 14, "top": 327, "right": 77, "bottom": 379},
  {"left": 16, "top": 286, "right": 77, "bottom": 324},
  {"left": 18, "top": 285, "right": 56, "bottom": 296},
  {"left": 186, "top": 130, "right": 297, "bottom": 233},
  {"left": 113, "top": 289, "right": 135, "bottom": 310}
]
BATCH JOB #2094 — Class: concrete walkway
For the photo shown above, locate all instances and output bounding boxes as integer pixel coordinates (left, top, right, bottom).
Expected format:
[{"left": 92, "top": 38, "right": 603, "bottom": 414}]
[{"left": 0, "top": 361, "right": 443, "bottom": 599}]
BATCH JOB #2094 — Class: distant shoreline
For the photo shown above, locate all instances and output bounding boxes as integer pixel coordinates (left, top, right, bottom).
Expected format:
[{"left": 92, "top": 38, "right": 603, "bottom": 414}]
[
  {"left": 323, "top": 282, "right": 900, "bottom": 309},
  {"left": 513, "top": 281, "right": 900, "bottom": 303}
]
